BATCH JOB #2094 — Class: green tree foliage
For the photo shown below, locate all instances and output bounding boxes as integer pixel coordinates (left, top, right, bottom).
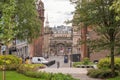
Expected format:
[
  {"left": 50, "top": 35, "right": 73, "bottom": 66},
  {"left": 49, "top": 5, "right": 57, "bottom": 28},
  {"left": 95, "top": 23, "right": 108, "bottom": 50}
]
[
  {"left": 15, "top": 0, "right": 41, "bottom": 42},
  {"left": 0, "top": 0, "right": 16, "bottom": 45},
  {"left": 0, "top": 0, "right": 17, "bottom": 56},
  {"left": 70, "top": 0, "right": 120, "bottom": 77},
  {"left": 110, "top": 0, "right": 120, "bottom": 21},
  {"left": 0, "top": 1, "right": 41, "bottom": 79},
  {"left": 0, "top": 0, "right": 41, "bottom": 44}
]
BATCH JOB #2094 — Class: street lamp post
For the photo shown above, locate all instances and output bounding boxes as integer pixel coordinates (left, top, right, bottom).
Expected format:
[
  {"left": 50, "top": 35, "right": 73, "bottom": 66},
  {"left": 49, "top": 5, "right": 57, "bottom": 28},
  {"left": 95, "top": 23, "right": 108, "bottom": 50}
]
[
  {"left": 70, "top": 47, "right": 72, "bottom": 67},
  {"left": 70, "top": 27, "right": 73, "bottom": 67},
  {"left": 2, "top": 51, "right": 6, "bottom": 80}
]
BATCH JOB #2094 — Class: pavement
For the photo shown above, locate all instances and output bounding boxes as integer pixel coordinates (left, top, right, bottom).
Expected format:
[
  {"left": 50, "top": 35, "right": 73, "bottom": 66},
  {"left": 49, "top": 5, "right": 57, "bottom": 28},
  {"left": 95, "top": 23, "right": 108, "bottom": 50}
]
[
  {"left": 40, "top": 68, "right": 87, "bottom": 74},
  {"left": 39, "top": 56, "right": 104, "bottom": 80}
]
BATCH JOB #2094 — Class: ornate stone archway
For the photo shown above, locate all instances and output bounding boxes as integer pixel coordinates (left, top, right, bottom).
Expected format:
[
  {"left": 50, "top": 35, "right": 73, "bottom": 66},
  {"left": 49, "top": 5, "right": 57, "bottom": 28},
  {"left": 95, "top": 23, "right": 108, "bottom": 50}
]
[
  {"left": 56, "top": 43, "right": 65, "bottom": 55},
  {"left": 50, "top": 40, "right": 72, "bottom": 56}
]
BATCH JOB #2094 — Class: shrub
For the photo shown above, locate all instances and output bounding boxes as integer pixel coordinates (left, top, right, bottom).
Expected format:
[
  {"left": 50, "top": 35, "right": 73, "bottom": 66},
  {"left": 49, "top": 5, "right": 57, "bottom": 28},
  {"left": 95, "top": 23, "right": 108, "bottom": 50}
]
[
  {"left": 50, "top": 73, "right": 78, "bottom": 80},
  {"left": 73, "top": 58, "right": 93, "bottom": 67},
  {"left": 24, "top": 71, "right": 51, "bottom": 79},
  {"left": 0, "top": 55, "right": 21, "bottom": 70},
  {"left": 17, "top": 64, "right": 45, "bottom": 73},
  {"left": 87, "top": 69, "right": 118, "bottom": 79},
  {"left": 82, "top": 57, "right": 91, "bottom": 65},
  {"left": 17, "top": 64, "right": 78, "bottom": 80},
  {"left": 22, "top": 71, "right": 78, "bottom": 80},
  {"left": 5, "top": 64, "right": 20, "bottom": 71},
  {"left": 73, "top": 62, "right": 82, "bottom": 67},
  {"left": 98, "top": 58, "right": 120, "bottom": 71},
  {"left": 114, "top": 58, "right": 120, "bottom": 71},
  {"left": 87, "top": 69, "right": 101, "bottom": 78},
  {"left": 0, "top": 55, "right": 20, "bottom": 65}
]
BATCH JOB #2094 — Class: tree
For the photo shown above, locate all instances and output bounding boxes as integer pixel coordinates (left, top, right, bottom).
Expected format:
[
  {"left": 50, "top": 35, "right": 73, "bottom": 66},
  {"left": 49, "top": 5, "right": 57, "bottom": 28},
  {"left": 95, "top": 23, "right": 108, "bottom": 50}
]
[
  {"left": 0, "top": 0, "right": 41, "bottom": 48},
  {"left": 0, "top": 0, "right": 16, "bottom": 53},
  {"left": 0, "top": 1, "right": 16, "bottom": 80},
  {"left": 15, "top": 0, "right": 41, "bottom": 42},
  {"left": 70, "top": 0, "right": 120, "bottom": 77},
  {"left": 110, "top": 0, "right": 120, "bottom": 21},
  {"left": 0, "top": 0, "right": 41, "bottom": 80}
]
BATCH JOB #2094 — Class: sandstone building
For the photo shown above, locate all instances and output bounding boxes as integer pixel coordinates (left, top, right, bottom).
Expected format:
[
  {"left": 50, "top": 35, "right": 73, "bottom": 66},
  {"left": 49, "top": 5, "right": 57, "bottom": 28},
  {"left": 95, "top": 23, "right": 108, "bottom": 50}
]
[{"left": 30, "top": 0, "right": 44, "bottom": 57}]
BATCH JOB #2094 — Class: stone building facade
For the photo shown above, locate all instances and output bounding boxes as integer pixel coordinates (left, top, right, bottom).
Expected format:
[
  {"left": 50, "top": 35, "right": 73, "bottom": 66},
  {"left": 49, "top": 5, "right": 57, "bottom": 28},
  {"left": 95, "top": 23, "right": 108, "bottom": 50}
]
[
  {"left": 43, "top": 15, "right": 52, "bottom": 57},
  {"left": 50, "top": 25, "right": 72, "bottom": 56},
  {"left": 12, "top": 40, "right": 29, "bottom": 59},
  {"left": 72, "top": 25, "right": 81, "bottom": 55}
]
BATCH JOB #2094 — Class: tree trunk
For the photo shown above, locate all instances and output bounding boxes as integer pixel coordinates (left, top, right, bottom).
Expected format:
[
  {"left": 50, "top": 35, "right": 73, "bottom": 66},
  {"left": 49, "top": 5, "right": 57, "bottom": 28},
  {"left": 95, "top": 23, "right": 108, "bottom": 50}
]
[
  {"left": 111, "top": 45, "right": 115, "bottom": 77},
  {"left": 109, "top": 27, "right": 115, "bottom": 77},
  {"left": 0, "top": 45, "right": 1, "bottom": 55},
  {"left": 2, "top": 65, "right": 5, "bottom": 80},
  {"left": 2, "top": 44, "right": 8, "bottom": 80}
]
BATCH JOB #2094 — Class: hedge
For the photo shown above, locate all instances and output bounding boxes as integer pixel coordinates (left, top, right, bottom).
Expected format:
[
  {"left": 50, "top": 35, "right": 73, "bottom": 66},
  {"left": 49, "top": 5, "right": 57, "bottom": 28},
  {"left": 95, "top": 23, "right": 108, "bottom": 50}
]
[
  {"left": 98, "top": 58, "right": 120, "bottom": 71},
  {"left": 87, "top": 69, "right": 119, "bottom": 79},
  {"left": 0, "top": 55, "right": 21, "bottom": 70},
  {"left": 17, "top": 64, "right": 78, "bottom": 80}
]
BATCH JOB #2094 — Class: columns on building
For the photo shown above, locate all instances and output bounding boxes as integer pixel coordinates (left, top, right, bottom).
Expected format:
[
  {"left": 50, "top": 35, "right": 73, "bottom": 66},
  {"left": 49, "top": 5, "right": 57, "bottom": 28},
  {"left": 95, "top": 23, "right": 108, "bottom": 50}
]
[{"left": 16, "top": 45, "right": 29, "bottom": 58}]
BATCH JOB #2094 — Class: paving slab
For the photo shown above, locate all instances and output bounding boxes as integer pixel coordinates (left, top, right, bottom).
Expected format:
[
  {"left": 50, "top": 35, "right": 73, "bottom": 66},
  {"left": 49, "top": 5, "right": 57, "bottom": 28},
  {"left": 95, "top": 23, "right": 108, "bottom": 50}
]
[
  {"left": 71, "top": 74, "right": 105, "bottom": 80},
  {"left": 39, "top": 68, "right": 88, "bottom": 74}
]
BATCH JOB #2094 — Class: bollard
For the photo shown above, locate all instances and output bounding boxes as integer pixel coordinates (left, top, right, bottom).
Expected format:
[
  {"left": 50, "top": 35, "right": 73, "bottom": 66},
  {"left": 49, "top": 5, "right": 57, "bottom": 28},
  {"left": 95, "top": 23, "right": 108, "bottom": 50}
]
[
  {"left": 57, "top": 61, "right": 60, "bottom": 68},
  {"left": 70, "top": 62, "right": 72, "bottom": 67}
]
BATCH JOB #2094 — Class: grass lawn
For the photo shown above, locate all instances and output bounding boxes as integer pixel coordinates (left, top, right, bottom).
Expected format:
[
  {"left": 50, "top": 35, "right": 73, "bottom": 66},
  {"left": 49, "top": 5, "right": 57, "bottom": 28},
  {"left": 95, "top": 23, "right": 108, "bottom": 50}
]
[
  {"left": 107, "top": 76, "right": 120, "bottom": 80},
  {"left": 0, "top": 71, "right": 43, "bottom": 80}
]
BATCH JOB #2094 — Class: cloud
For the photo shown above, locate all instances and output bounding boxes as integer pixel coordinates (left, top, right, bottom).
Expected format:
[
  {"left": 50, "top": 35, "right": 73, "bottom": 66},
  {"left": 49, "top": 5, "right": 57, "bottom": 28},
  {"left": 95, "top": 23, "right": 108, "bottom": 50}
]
[
  {"left": 49, "top": 0, "right": 68, "bottom": 2},
  {"left": 42, "top": 0, "right": 75, "bottom": 27},
  {"left": 64, "top": 12, "right": 72, "bottom": 15}
]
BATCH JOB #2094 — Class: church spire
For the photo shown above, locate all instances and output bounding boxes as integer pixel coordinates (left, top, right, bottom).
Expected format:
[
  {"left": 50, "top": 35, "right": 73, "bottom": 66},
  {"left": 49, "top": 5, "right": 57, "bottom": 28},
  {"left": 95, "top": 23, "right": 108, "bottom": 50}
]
[{"left": 45, "top": 14, "right": 49, "bottom": 27}]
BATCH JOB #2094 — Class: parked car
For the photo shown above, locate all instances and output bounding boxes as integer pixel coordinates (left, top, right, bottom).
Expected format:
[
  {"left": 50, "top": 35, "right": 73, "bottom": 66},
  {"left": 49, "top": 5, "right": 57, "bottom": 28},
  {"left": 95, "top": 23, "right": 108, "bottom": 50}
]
[{"left": 31, "top": 57, "right": 48, "bottom": 65}]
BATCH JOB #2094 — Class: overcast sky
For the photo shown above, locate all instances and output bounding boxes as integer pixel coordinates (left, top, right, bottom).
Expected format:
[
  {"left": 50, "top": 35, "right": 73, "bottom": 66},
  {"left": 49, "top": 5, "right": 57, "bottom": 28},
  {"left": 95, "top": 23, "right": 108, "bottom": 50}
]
[{"left": 42, "top": 0, "right": 75, "bottom": 27}]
